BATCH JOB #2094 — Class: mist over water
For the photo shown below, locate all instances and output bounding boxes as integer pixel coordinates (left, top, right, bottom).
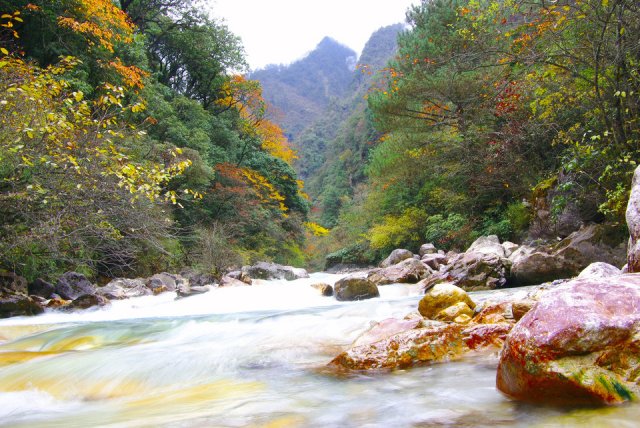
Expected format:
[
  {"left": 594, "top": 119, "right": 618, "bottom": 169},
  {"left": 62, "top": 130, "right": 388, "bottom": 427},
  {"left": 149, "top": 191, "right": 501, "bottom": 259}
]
[{"left": 0, "top": 273, "right": 638, "bottom": 427}]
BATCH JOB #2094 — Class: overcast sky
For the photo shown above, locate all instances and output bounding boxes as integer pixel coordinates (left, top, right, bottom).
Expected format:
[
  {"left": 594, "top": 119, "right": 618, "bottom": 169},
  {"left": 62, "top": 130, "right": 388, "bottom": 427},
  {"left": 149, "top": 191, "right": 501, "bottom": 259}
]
[{"left": 207, "top": 0, "right": 419, "bottom": 71}]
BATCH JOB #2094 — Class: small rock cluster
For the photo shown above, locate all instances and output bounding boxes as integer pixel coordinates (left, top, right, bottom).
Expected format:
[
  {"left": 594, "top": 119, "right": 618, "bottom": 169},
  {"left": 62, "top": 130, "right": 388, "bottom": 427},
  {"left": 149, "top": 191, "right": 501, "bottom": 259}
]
[
  {"left": 0, "top": 262, "right": 311, "bottom": 317},
  {"left": 329, "top": 281, "right": 525, "bottom": 371}
]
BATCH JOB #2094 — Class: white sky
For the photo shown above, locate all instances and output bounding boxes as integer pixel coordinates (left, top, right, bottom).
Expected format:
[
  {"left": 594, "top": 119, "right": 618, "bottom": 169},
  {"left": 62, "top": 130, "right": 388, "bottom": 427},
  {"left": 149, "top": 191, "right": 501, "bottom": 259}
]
[{"left": 207, "top": 0, "right": 419, "bottom": 71}]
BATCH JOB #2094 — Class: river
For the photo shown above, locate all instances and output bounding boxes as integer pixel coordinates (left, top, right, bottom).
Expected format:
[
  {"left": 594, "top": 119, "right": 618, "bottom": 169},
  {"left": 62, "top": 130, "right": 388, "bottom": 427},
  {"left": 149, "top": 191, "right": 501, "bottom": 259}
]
[{"left": 0, "top": 272, "right": 638, "bottom": 427}]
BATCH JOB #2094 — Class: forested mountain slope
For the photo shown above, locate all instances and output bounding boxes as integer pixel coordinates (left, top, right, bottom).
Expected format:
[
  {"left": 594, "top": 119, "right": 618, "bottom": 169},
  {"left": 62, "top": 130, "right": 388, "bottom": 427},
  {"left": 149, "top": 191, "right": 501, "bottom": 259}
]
[
  {"left": 250, "top": 37, "right": 357, "bottom": 140},
  {"left": 0, "top": 0, "right": 311, "bottom": 281}
]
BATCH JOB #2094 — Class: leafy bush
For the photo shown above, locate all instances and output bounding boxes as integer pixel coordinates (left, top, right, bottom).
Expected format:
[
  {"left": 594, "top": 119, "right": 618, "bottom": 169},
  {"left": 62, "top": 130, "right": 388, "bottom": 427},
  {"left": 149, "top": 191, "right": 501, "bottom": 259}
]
[
  {"left": 424, "top": 213, "right": 472, "bottom": 251},
  {"left": 368, "top": 207, "right": 428, "bottom": 253}
]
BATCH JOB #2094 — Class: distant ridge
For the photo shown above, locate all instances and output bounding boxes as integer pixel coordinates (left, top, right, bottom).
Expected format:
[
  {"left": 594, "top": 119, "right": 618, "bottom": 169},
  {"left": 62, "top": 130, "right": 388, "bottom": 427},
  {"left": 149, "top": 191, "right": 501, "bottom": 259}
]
[{"left": 250, "top": 37, "right": 356, "bottom": 139}]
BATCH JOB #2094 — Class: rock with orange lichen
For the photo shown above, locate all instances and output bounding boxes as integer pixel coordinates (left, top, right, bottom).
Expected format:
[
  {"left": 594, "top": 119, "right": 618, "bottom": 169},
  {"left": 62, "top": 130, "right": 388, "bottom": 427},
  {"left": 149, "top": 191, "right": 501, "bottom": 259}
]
[
  {"left": 329, "top": 321, "right": 465, "bottom": 370},
  {"left": 497, "top": 274, "right": 640, "bottom": 405},
  {"left": 462, "top": 323, "right": 512, "bottom": 350},
  {"left": 472, "top": 302, "right": 512, "bottom": 324}
]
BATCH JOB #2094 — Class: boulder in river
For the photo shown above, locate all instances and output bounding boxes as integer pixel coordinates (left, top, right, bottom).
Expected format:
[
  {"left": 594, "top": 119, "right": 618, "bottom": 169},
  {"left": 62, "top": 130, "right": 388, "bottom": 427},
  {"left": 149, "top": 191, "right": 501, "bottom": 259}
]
[
  {"left": 311, "top": 283, "right": 333, "bottom": 296},
  {"left": 0, "top": 293, "right": 44, "bottom": 318},
  {"left": 70, "top": 294, "right": 110, "bottom": 310},
  {"left": 626, "top": 165, "right": 640, "bottom": 272},
  {"left": 577, "top": 262, "right": 622, "bottom": 279},
  {"left": 176, "top": 284, "right": 211, "bottom": 298},
  {"left": 97, "top": 278, "right": 152, "bottom": 300},
  {"left": 334, "top": 276, "right": 379, "bottom": 301},
  {"left": 219, "top": 275, "right": 250, "bottom": 287},
  {"left": 496, "top": 274, "right": 640, "bottom": 405},
  {"left": 421, "top": 250, "right": 511, "bottom": 291},
  {"left": 379, "top": 249, "right": 414, "bottom": 268},
  {"left": 28, "top": 278, "right": 55, "bottom": 299},
  {"left": 367, "top": 258, "right": 431, "bottom": 286},
  {"left": 466, "top": 235, "right": 506, "bottom": 258},
  {"left": 418, "top": 283, "right": 476, "bottom": 320},
  {"left": 419, "top": 243, "right": 437, "bottom": 257},
  {"left": 226, "top": 270, "right": 252, "bottom": 285},
  {"left": 146, "top": 272, "right": 181, "bottom": 294},
  {"left": 55, "top": 272, "right": 97, "bottom": 301},
  {"left": 329, "top": 320, "right": 464, "bottom": 370},
  {"left": 510, "top": 224, "right": 626, "bottom": 286},
  {"left": 242, "top": 262, "right": 309, "bottom": 281}
]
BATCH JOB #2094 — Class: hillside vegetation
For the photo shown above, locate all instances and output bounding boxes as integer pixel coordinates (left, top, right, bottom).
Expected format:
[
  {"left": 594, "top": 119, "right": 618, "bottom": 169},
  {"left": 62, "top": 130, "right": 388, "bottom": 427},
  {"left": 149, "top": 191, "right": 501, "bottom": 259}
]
[
  {"left": 0, "top": 0, "right": 312, "bottom": 281},
  {"left": 259, "top": 0, "right": 639, "bottom": 269}
]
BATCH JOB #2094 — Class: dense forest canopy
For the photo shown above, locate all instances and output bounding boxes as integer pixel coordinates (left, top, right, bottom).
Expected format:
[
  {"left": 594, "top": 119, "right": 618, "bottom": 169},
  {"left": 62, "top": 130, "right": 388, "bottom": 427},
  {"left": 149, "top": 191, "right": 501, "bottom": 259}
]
[
  {"left": 0, "top": 0, "right": 638, "bottom": 278},
  {"left": 297, "top": 0, "right": 638, "bottom": 268},
  {"left": 0, "top": 0, "right": 313, "bottom": 281}
]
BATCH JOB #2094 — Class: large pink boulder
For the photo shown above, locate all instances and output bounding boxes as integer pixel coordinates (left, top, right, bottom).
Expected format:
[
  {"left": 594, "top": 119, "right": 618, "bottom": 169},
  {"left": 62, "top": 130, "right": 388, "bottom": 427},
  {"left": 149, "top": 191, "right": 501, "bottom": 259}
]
[
  {"left": 627, "top": 165, "right": 640, "bottom": 272},
  {"left": 496, "top": 274, "right": 640, "bottom": 405}
]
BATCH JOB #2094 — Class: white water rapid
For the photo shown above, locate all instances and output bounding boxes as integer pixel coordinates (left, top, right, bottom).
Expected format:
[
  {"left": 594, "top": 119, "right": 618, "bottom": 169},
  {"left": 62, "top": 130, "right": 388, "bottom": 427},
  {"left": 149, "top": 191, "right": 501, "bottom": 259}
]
[{"left": 1, "top": 273, "right": 639, "bottom": 427}]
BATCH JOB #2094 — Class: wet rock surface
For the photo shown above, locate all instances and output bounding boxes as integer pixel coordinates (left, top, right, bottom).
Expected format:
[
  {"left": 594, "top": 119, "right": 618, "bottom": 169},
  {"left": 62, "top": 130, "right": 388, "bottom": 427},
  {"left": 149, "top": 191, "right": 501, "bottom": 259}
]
[
  {"left": 497, "top": 274, "right": 640, "bottom": 405},
  {"left": 334, "top": 276, "right": 379, "bottom": 301}
]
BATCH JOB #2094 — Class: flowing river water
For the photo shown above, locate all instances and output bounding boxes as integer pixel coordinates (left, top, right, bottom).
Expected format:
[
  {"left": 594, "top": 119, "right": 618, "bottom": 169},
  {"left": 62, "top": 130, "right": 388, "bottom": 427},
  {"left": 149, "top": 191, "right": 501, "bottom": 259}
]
[{"left": 1, "top": 272, "right": 639, "bottom": 427}]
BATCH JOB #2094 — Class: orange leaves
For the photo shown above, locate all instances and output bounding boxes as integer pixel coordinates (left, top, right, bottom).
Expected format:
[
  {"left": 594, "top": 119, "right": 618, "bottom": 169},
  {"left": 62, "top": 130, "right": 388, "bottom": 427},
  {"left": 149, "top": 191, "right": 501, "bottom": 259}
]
[
  {"left": 56, "top": 0, "right": 133, "bottom": 53},
  {"left": 215, "top": 163, "right": 289, "bottom": 216},
  {"left": 218, "top": 75, "right": 298, "bottom": 165},
  {"left": 104, "top": 58, "right": 148, "bottom": 89},
  {"left": 257, "top": 119, "right": 297, "bottom": 164}
]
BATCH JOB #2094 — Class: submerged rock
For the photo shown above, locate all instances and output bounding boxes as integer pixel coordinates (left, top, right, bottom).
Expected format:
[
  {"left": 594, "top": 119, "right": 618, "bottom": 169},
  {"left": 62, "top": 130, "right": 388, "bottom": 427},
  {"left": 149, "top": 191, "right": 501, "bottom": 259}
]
[
  {"left": 311, "top": 283, "right": 333, "bottom": 296},
  {"left": 496, "top": 274, "right": 640, "bottom": 405},
  {"left": 334, "top": 276, "right": 379, "bottom": 301}
]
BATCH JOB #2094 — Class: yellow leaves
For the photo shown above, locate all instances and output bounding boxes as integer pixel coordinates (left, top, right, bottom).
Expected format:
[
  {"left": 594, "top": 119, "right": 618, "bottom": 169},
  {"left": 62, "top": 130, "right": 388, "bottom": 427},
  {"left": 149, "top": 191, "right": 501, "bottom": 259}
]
[
  {"left": 0, "top": 54, "right": 190, "bottom": 206},
  {"left": 304, "top": 222, "right": 329, "bottom": 237},
  {"left": 0, "top": 48, "right": 8, "bottom": 56}
]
